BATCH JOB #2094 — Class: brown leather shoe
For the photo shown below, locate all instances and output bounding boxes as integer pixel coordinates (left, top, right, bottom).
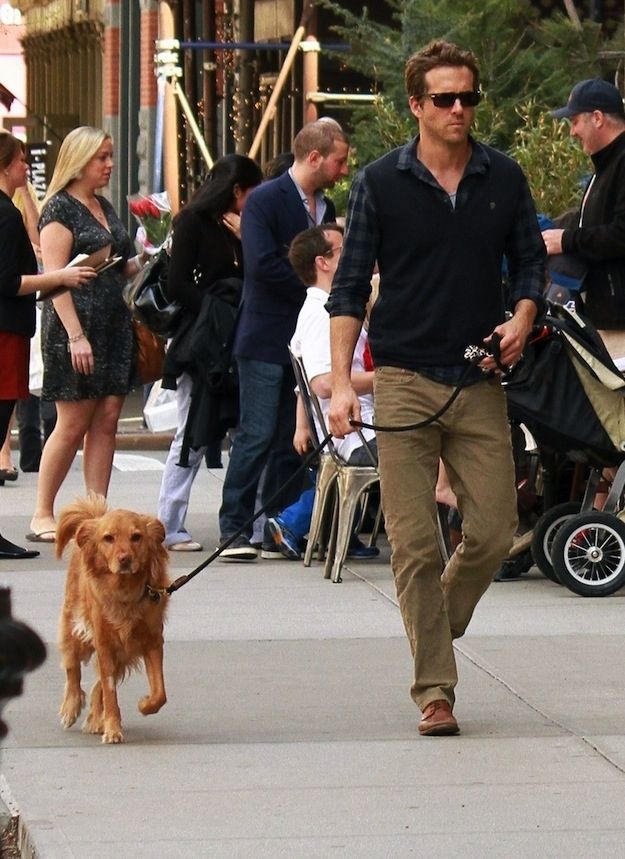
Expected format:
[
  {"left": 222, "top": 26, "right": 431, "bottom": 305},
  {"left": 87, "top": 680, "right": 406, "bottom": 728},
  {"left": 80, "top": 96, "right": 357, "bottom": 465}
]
[{"left": 418, "top": 699, "right": 459, "bottom": 736}]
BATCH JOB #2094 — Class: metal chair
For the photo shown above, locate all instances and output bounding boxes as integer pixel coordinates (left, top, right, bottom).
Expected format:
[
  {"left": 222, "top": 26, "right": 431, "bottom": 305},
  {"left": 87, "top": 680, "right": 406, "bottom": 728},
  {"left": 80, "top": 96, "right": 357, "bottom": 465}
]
[
  {"left": 288, "top": 347, "right": 339, "bottom": 566},
  {"left": 288, "top": 348, "right": 381, "bottom": 583}
]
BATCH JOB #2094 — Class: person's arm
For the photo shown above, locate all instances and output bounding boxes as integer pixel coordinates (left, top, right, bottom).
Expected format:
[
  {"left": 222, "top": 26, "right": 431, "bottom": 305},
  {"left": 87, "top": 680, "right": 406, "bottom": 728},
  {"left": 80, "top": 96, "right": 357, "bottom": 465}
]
[
  {"left": 310, "top": 369, "right": 374, "bottom": 400},
  {"left": 241, "top": 187, "right": 306, "bottom": 302},
  {"left": 482, "top": 169, "right": 545, "bottom": 372},
  {"left": 560, "top": 164, "right": 625, "bottom": 261},
  {"left": 328, "top": 317, "right": 363, "bottom": 437},
  {"left": 293, "top": 394, "right": 311, "bottom": 455},
  {"left": 326, "top": 170, "right": 379, "bottom": 437},
  {"left": 122, "top": 250, "right": 150, "bottom": 281},
  {"left": 482, "top": 298, "right": 537, "bottom": 373},
  {"left": 40, "top": 221, "right": 96, "bottom": 376},
  {"left": 0, "top": 206, "right": 94, "bottom": 299},
  {"left": 542, "top": 228, "right": 564, "bottom": 256}
]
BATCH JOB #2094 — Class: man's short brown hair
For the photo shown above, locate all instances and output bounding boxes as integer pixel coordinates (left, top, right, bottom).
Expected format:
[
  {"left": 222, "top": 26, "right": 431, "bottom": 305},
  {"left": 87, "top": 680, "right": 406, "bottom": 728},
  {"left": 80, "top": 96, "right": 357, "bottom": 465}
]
[
  {"left": 288, "top": 224, "right": 344, "bottom": 286},
  {"left": 404, "top": 39, "right": 480, "bottom": 101},
  {"left": 293, "top": 119, "right": 349, "bottom": 160}
]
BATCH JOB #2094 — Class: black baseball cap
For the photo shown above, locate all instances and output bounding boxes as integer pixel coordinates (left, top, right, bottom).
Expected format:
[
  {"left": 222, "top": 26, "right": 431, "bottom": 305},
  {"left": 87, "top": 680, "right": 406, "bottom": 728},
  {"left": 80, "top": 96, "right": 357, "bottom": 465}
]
[{"left": 552, "top": 78, "right": 625, "bottom": 119}]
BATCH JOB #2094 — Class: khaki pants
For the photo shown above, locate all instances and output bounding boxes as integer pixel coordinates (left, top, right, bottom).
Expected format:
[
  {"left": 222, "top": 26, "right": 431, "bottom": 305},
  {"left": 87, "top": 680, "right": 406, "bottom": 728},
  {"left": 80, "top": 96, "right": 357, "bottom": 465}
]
[{"left": 374, "top": 367, "right": 517, "bottom": 712}]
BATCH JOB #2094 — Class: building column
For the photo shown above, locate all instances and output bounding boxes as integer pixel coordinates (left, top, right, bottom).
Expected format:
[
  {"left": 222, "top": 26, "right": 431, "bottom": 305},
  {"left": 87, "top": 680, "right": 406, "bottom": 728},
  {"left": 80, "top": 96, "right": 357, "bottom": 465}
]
[
  {"left": 103, "top": 0, "right": 121, "bottom": 204},
  {"left": 159, "top": 1, "right": 179, "bottom": 213},
  {"left": 138, "top": 0, "right": 158, "bottom": 193}
]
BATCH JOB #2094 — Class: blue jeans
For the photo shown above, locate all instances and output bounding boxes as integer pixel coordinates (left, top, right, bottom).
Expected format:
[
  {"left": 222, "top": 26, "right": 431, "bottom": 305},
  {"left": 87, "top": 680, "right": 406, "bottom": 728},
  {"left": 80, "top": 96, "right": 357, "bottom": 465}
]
[
  {"left": 278, "top": 486, "right": 315, "bottom": 540},
  {"left": 219, "top": 357, "right": 302, "bottom": 539}
]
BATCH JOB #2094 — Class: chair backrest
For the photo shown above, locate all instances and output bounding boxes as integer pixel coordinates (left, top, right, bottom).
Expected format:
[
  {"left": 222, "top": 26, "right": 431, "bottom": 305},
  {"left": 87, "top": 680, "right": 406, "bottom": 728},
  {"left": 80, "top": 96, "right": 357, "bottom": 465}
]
[
  {"left": 288, "top": 346, "right": 377, "bottom": 468},
  {"left": 288, "top": 346, "right": 332, "bottom": 452},
  {"left": 288, "top": 346, "right": 322, "bottom": 446}
]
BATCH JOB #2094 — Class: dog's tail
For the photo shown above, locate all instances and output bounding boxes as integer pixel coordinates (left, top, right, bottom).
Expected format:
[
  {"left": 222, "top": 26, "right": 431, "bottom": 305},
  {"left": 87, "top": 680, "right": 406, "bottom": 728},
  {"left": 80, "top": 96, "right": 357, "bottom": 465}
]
[{"left": 55, "top": 492, "right": 108, "bottom": 558}]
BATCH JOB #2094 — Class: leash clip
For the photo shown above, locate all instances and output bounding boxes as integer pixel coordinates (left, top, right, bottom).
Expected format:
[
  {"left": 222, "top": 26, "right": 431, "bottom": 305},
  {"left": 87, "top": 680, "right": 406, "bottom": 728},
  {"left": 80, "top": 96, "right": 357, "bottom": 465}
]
[
  {"left": 464, "top": 332, "right": 508, "bottom": 373},
  {"left": 145, "top": 585, "right": 164, "bottom": 603}
]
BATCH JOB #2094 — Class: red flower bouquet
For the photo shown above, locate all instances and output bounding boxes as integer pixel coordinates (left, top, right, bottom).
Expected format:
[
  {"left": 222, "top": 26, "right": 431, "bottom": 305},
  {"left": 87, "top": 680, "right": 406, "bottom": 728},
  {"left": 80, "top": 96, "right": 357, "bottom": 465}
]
[{"left": 128, "top": 191, "right": 172, "bottom": 251}]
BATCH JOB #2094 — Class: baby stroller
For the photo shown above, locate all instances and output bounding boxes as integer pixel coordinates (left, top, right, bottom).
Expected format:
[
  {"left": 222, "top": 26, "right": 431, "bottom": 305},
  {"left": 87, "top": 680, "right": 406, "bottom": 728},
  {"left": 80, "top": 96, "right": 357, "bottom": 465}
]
[{"left": 503, "top": 302, "right": 625, "bottom": 596}]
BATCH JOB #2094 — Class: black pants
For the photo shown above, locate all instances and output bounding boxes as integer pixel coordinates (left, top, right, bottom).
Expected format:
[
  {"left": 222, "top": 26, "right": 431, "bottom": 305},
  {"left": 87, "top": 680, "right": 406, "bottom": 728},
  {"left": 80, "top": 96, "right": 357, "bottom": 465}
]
[
  {"left": 0, "top": 399, "right": 16, "bottom": 452},
  {"left": 16, "top": 395, "right": 57, "bottom": 472}
]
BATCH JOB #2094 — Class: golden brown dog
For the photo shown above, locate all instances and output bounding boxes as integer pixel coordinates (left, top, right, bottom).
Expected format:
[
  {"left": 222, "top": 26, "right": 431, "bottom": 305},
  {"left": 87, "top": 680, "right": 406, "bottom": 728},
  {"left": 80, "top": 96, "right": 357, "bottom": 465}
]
[{"left": 56, "top": 494, "right": 170, "bottom": 743}]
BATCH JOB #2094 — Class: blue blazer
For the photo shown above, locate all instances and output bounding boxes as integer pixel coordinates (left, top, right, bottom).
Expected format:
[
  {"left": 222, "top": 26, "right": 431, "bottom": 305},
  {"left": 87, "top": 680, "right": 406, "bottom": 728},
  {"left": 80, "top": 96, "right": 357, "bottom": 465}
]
[{"left": 233, "top": 170, "right": 336, "bottom": 365}]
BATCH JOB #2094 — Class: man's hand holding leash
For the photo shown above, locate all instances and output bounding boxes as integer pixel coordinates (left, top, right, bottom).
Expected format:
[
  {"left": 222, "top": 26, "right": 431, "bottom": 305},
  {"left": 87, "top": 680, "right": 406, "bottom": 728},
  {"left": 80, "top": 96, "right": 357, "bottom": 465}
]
[
  {"left": 329, "top": 315, "right": 363, "bottom": 438},
  {"left": 479, "top": 298, "right": 537, "bottom": 375},
  {"left": 329, "top": 382, "right": 361, "bottom": 438}
]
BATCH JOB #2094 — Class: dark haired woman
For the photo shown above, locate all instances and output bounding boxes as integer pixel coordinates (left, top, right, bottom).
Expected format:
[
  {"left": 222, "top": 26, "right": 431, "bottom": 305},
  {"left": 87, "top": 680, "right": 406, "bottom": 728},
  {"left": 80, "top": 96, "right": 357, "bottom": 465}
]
[
  {"left": 0, "top": 131, "right": 95, "bottom": 559},
  {"left": 157, "top": 154, "right": 263, "bottom": 551}
]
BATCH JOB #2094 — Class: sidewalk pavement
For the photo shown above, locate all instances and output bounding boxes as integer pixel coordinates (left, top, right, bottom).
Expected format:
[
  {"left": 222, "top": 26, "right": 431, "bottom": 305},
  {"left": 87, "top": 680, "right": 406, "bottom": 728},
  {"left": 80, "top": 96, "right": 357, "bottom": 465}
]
[{"left": 2, "top": 444, "right": 625, "bottom": 858}]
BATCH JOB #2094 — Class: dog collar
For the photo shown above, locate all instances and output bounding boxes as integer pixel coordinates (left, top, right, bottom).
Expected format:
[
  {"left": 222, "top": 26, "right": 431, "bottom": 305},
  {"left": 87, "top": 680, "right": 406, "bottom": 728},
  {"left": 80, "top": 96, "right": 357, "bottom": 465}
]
[{"left": 144, "top": 584, "right": 168, "bottom": 603}]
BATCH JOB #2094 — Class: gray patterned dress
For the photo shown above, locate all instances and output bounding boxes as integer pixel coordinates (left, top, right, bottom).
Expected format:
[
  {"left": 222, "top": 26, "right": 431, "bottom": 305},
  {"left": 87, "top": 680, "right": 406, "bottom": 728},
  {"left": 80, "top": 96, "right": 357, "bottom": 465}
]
[{"left": 39, "top": 190, "right": 135, "bottom": 401}]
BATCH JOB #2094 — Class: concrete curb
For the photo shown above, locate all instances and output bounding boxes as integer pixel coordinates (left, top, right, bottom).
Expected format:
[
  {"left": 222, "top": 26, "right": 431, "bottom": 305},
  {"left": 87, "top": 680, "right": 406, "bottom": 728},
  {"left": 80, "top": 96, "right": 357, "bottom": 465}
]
[{"left": 114, "top": 431, "right": 174, "bottom": 451}]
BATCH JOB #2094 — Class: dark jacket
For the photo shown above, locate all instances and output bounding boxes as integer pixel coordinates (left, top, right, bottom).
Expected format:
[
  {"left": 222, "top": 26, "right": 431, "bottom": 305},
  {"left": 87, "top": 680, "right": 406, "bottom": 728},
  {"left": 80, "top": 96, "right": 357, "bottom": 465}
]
[
  {"left": 0, "top": 190, "right": 38, "bottom": 336},
  {"left": 562, "top": 131, "right": 625, "bottom": 328},
  {"left": 233, "top": 170, "right": 336, "bottom": 365},
  {"left": 163, "top": 208, "right": 242, "bottom": 384},
  {"left": 178, "top": 277, "right": 242, "bottom": 463}
]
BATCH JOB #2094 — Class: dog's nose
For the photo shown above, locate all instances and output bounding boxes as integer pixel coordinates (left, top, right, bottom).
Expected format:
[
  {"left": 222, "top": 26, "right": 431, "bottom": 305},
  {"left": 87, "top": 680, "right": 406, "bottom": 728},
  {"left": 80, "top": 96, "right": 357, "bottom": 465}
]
[{"left": 117, "top": 553, "right": 132, "bottom": 568}]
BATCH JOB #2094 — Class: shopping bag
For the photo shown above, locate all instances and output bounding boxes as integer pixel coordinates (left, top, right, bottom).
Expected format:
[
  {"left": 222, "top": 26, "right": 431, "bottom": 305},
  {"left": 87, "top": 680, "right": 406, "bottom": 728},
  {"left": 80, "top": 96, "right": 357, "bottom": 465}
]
[{"left": 143, "top": 379, "right": 177, "bottom": 433}]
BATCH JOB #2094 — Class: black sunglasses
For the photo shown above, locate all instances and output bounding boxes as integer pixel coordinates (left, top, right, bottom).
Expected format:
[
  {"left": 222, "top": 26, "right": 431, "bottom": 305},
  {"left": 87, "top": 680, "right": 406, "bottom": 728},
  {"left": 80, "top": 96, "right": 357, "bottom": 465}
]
[{"left": 423, "top": 91, "right": 481, "bottom": 108}]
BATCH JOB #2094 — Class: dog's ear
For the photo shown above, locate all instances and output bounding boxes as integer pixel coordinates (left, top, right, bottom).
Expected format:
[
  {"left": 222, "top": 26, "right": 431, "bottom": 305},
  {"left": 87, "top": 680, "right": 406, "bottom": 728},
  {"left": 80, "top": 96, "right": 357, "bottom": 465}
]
[
  {"left": 144, "top": 516, "right": 166, "bottom": 545},
  {"left": 144, "top": 516, "right": 169, "bottom": 588},
  {"left": 75, "top": 519, "right": 98, "bottom": 551}
]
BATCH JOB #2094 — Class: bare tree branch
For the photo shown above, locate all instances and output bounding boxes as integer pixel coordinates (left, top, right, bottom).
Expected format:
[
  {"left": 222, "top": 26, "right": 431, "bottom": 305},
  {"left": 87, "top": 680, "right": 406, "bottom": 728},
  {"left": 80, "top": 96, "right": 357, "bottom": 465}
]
[{"left": 563, "top": 0, "right": 583, "bottom": 31}]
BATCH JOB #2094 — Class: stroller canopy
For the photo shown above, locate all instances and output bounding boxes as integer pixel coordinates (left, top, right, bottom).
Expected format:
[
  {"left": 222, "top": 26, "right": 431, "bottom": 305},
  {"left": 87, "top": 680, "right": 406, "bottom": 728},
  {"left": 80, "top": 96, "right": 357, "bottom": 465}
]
[{"left": 504, "top": 303, "right": 625, "bottom": 466}]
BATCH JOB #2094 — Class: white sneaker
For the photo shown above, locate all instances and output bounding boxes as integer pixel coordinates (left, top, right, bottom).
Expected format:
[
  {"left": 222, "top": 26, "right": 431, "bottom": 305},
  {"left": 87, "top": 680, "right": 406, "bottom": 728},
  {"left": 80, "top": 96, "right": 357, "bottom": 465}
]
[{"left": 168, "top": 540, "right": 203, "bottom": 552}]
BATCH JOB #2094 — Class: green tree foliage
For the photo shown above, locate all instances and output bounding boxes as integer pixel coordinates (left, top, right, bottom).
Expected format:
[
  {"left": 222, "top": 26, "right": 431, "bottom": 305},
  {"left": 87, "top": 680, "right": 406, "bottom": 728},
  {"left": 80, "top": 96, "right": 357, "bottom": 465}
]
[{"left": 510, "top": 101, "right": 591, "bottom": 217}]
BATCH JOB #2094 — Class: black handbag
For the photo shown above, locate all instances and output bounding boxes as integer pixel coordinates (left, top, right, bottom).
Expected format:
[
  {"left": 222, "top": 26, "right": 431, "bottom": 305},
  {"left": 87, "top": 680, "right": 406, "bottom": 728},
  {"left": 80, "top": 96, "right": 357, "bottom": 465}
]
[{"left": 129, "top": 248, "right": 182, "bottom": 338}]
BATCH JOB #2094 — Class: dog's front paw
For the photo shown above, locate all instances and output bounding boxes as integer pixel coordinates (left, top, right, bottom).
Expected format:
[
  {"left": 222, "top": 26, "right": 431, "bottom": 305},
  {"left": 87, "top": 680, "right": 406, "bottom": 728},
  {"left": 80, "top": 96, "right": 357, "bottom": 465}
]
[
  {"left": 138, "top": 693, "right": 166, "bottom": 716},
  {"left": 59, "top": 689, "right": 86, "bottom": 728},
  {"left": 102, "top": 727, "right": 124, "bottom": 744},
  {"left": 82, "top": 712, "right": 104, "bottom": 734}
]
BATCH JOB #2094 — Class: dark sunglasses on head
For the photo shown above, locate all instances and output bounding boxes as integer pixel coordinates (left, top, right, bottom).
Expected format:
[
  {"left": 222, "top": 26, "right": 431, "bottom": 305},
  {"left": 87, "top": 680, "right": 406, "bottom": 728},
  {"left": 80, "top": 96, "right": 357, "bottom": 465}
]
[{"left": 424, "top": 91, "right": 481, "bottom": 108}]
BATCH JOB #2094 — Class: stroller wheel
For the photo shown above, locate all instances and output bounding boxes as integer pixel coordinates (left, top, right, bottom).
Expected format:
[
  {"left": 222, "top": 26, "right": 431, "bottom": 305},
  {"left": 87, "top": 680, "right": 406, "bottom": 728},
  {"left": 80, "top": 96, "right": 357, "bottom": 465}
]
[
  {"left": 531, "top": 502, "right": 582, "bottom": 583},
  {"left": 551, "top": 511, "right": 625, "bottom": 597}
]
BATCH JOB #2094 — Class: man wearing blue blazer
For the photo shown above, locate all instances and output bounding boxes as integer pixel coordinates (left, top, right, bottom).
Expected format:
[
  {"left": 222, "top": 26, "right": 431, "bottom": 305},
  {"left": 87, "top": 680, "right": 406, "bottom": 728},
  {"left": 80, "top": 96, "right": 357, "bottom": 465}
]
[{"left": 219, "top": 119, "right": 350, "bottom": 560}]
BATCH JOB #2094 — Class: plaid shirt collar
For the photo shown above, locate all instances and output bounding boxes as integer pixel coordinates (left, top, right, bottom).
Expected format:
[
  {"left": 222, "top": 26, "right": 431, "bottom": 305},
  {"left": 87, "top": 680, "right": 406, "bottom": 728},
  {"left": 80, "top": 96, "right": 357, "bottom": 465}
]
[{"left": 396, "top": 135, "right": 490, "bottom": 186}]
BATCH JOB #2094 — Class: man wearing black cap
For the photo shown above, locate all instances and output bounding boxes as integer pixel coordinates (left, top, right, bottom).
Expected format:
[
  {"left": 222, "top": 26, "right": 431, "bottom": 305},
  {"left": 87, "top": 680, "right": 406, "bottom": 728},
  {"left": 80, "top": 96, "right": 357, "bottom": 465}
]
[{"left": 543, "top": 79, "right": 625, "bottom": 363}]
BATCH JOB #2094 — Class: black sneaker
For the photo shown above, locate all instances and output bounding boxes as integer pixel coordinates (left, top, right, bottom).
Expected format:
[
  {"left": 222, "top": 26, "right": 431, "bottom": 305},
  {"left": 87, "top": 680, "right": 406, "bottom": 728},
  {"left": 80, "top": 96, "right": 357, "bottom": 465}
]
[
  {"left": 219, "top": 535, "right": 258, "bottom": 562},
  {"left": 493, "top": 549, "right": 532, "bottom": 581},
  {"left": 346, "top": 537, "right": 380, "bottom": 559}
]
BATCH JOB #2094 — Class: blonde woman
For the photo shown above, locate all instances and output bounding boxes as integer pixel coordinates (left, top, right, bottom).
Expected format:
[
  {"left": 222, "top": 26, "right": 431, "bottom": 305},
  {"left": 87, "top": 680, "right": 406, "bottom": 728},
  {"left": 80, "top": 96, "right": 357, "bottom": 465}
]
[
  {"left": 0, "top": 131, "right": 94, "bottom": 558},
  {"left": 27, "top": 127, "right": 146, "bottom": 542}
]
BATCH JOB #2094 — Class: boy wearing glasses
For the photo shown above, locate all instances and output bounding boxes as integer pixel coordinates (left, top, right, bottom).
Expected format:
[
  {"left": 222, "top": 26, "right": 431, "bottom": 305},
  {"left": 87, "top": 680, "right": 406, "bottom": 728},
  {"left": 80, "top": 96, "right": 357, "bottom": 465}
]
[{"left": 327, "top": 40, "right": 546, "bottom": 736}]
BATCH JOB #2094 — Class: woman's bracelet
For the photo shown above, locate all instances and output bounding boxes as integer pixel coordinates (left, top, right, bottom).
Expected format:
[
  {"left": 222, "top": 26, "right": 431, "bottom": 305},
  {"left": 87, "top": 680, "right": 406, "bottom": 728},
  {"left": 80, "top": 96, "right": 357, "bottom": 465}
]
[{"left": 66, "top": 331, "right": 86, "bottom": 351}]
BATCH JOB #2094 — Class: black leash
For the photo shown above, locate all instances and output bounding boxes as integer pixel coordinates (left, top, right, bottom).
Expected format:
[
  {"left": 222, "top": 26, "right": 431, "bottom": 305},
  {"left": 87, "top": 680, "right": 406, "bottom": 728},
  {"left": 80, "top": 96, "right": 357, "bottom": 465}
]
[
  {"left": 162, "top": 434, "right": 333, "bottom": 597},
  {"left": 155, "top": 334, "right": 505, "bottom": 599},
  {"left": 351, "top": 333, "right": 507, "bottom": 433}
]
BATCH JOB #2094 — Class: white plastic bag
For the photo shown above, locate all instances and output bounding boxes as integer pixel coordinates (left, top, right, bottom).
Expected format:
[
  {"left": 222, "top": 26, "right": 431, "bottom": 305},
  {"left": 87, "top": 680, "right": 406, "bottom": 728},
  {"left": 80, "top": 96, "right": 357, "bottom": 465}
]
[
  {"left": 143, "top": 379, "right": 177, "bottom": 433},
  {"left": 29, "top": 306, "right": 44, "bottom": 396}
]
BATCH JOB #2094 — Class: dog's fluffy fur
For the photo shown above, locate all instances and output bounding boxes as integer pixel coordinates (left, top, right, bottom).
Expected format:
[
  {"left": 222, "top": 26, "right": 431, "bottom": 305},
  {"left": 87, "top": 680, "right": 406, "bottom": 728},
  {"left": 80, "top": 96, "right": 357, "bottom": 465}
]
[{"left": 56, "top": 494, "right": 170, "bottom": 743}]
